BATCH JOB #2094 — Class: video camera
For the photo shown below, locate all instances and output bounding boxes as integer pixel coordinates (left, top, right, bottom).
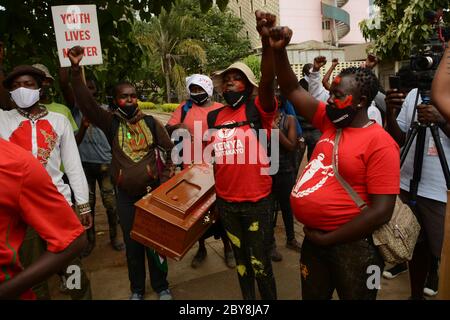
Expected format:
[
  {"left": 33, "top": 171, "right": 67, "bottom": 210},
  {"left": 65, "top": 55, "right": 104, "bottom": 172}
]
[{"left": 390, "top": 10, "right": 450, "bottom": 93}]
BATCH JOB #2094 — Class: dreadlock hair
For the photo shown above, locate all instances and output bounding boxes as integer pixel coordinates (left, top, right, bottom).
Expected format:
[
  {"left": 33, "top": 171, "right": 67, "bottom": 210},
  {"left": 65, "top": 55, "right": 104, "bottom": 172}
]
[{"left": 339, "top": 67, "right": 379, "bottom": 106}]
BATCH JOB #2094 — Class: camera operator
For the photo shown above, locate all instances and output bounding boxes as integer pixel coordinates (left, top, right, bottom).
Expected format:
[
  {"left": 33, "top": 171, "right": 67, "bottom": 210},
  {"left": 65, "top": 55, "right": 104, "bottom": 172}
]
[{"left": 385, "top": 71, "right": 450, "bottom": 299}]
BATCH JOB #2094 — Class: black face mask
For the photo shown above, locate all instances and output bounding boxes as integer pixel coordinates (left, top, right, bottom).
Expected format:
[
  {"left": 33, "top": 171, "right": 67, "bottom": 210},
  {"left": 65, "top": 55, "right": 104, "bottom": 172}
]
[
  {"left": 223, "top": 87, "right": 252, "bottom": 108},
  {"left": 325, "top": 104, "right": 358, "bottom": 128},
  {"left": 190, "top": 92, "right": 209, "bottom": 105},
  {"left": 117, "top": 104, "right": 138, "bottom": 119},
  {"left": 40, "top": 86, "right": 54, "bottom": 100}
]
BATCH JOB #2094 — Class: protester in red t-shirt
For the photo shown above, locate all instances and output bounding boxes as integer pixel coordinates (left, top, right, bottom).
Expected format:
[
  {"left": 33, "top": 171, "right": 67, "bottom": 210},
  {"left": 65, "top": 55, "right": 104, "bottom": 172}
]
[
  {"left": 0, "top": 138, "right": 87, "bottom": 299},
  {"left": 268, "top": 26, "right": 399, "bottom": 299},
  {"left": 166, "top": 74, "right": 235, "bottom": 270},
  {"left": 205, "top": 11, "right": 278, "bottom": 300}
]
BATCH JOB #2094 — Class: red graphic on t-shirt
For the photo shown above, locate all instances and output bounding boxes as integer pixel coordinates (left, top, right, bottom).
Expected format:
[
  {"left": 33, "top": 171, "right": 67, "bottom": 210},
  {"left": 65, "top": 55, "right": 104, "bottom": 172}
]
[{"left": 9, "top": 120, "right": 58, "bottom": 166}]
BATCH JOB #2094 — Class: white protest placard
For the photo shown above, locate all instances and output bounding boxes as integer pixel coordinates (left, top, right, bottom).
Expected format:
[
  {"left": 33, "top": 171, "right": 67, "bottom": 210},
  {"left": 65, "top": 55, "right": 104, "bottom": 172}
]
[{"left": 51, "top": 4, "right": 103, "bottom": 67}]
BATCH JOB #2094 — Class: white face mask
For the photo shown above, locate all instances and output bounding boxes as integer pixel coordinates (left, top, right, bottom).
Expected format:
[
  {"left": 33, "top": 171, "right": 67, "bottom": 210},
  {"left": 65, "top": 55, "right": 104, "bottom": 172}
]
[{"left": 10, "top": 87, "right": 40, "bottom": 109}]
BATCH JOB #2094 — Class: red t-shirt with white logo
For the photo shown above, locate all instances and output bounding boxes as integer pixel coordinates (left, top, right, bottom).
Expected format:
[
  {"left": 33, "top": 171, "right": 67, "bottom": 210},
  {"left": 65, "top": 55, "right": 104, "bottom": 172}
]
[
  {"left": 209, "top": 97, "right": 276, "bottom": 202},
  {"left": 290, "top": 102, "right": 400, "bottom": 231}
]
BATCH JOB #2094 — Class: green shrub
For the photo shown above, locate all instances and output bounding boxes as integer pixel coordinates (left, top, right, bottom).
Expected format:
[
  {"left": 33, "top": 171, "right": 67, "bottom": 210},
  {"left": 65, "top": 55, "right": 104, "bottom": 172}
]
[
  {"left": 138, "top": 101, "right": 156, "bottom": 110},
  {"left": 160, "top": 103, "right": 179, "bottom": 113}
]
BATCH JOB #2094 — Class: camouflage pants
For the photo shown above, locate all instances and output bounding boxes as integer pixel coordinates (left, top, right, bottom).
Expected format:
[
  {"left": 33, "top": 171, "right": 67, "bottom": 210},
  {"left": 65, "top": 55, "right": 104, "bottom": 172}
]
[
  {"left": 216, "top": 196, "right": 277, "bottom": 300},
  {"left": 82, "top": 162, "right": 118, "bottom": 244},
  {"left": 19, "top": 227, "right": 92, "bottom": 300},
  {"left": 300, "top": 237, "right": 384, "bottom": 300}
]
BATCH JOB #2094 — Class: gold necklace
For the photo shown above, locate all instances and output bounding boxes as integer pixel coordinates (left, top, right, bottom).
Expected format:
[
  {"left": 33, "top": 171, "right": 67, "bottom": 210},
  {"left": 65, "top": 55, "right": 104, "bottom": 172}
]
[{"left": 362, "top": 120, "right": 374, "bottom": 128}]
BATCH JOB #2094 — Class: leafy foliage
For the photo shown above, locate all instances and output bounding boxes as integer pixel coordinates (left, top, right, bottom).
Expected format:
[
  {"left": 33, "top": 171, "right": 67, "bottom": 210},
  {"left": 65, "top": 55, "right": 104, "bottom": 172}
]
[
  {"left": 0, "top": 0, "right": 229, "bottom": 99},
  {"left": 360, "top": 0, "right": 450, "bottom": 60}
]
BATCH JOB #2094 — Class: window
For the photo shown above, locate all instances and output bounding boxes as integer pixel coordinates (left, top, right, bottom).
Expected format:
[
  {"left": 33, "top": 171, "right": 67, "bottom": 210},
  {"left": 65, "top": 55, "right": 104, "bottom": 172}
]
[
  {"left": 246, "top": 31, "right": 249, "bottom": 39},
  {"left": 239, "top": 7, "right": 242, "bottom": 18},
  {"left": 250, "top": 0, "right": 253, "bottom": 12},
  {"left": 264, "top": 0, "right": 267, "bottom": 5},
  {"left": 322, "top": 20, "right": 331, "bottom": 30}
]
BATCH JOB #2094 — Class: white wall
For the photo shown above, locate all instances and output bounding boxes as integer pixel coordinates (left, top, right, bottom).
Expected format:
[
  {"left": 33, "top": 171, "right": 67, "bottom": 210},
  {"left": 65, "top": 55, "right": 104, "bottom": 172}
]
[
  {"left": 339, "top": 0, "right": 370, "bottom": 44},
  {"left": 279, "top": 0, "right": 324, "bottom": 43}
]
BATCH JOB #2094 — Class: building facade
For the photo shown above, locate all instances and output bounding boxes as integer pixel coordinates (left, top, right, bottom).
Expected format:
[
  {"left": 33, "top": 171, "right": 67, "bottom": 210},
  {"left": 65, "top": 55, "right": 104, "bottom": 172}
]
[
  {"left": 228, "top": 0, "right": 370, "bottom": 49},
  {"left": 227, "top": 0, "right": 280, "bottom": 49}
]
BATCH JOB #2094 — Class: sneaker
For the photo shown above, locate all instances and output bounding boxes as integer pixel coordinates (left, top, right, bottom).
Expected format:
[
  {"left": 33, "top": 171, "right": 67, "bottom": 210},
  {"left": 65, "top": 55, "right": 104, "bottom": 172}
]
[
  {"left": 191, "top": 247, "right": 207, "bottom": 268},
  {"left": 224, "top": 249, "right": 236, "bottom": 268},
  {"left": 158, "top": 289, "right": 173, "bottom": 300},
  {"left": 270, "top": 247, "right": 283, "bottom": 262},
  {"left": 129, "top": 293, "right": 144, "bottom": 300},
  {"left": 111, "top": 238, "right": 125, "bottom": 251},
  {"left": 382, "top": 263, "right": 408, "bottom": 279},
  {"left": 424, "top": 272, "right": 439, "bottom": 297},
  {"left": 286, "top": 239, "right": 301, "bottom": 252}
]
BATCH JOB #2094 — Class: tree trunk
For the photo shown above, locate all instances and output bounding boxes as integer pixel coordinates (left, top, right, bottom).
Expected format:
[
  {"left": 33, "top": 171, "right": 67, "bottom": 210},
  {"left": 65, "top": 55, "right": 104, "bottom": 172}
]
[
  {"left": 163, "top": 56, "right": 172, "bottom": 103},
  {"left": 163, "top": 58, "right": 171, "bottom": 103}
]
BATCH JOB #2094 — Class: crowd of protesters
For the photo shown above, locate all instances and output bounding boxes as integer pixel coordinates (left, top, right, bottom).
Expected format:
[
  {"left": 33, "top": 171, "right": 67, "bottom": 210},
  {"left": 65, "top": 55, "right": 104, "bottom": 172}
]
[{"left": 0, "top": 10, "right": 449, "bottom": 301}]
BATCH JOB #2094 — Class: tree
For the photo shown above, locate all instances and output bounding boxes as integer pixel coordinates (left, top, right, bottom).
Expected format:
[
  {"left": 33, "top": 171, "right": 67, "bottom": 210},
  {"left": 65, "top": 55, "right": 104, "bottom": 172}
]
[
  {"left": 135, "top": 0, "right": 251, "bottom": 103},
  {"left": 360, "top": 0, "right": 450, "bottom": 60},
  {"left": 136, "top": 10, "right": 207, "bottom": 103},
  {"left": 178, "top": 0, "right": 252, "bottom": 73},
  {"left": 0, "top": 0, "right": 228, "bottom": 96},
  {"left": 242, "top": 55, "right": 261, "bottom": 82}
]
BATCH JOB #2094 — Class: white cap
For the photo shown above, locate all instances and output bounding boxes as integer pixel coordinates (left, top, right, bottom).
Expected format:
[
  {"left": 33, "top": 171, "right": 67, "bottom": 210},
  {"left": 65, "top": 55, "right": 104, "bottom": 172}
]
[{"left": 186, "top": 74, "right": 214, "bottom": 97}]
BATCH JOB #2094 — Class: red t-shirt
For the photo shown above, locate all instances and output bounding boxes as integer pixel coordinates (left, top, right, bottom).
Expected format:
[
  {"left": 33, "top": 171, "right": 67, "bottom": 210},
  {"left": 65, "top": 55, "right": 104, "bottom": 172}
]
[
  {"left": 290, "top": 102, "right": 400, "bottom": 231},
  {"left": 0, "top": 139, "right": 84, "bottom": 299},
  {"left": 167, "top": 101, "right": 223, "bottom": 165},
  {"left": 209, "top": 97, "right": 277, "bottom": 202}
]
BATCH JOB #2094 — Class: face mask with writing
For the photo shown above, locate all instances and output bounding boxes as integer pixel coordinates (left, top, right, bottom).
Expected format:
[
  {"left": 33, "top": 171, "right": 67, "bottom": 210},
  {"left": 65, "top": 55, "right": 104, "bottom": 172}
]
[{"left": 325, "top": 95, "right": 358, "bottom": 128}]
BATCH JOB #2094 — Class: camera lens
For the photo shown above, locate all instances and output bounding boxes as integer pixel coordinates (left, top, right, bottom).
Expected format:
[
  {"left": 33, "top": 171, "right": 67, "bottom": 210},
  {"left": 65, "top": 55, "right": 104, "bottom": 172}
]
[{"left": 413, "top": 56, "right": 434, "bottom": 71}]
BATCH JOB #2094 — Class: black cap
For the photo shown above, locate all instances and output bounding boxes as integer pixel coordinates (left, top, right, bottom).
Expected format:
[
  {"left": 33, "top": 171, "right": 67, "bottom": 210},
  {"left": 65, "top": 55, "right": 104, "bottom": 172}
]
[{"left": 3, "top": 65, "right": 46, "bottom": 89}]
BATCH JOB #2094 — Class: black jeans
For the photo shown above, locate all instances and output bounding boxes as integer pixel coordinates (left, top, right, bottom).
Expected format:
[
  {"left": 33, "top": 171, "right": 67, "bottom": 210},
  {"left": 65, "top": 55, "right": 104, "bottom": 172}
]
[
  {"left": 300, "top": 237, "right": 384, "bottom": 300},
  {"left": 116, "top": 189, "right": 169, "bottom": 295},
  {"left": 271, "top": 171, "right": 296, "bottom": 242},
  {"left": 217, "top": 196, "right": 277, "bottom": 300}
]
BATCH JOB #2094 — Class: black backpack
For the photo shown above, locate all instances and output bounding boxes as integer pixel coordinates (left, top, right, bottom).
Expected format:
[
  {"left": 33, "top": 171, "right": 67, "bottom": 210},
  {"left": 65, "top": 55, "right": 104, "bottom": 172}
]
[
  {"left": 206, "top": 98, "right": 263, "bottom": 133},
  {"left": 206, "top": 98, "right": 270, "bottom": 156}
]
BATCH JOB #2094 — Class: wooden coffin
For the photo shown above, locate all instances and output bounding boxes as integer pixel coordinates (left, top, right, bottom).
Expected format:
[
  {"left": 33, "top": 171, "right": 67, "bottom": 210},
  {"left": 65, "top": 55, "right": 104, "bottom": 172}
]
[{"left": 131, "top": 164, "right": 217, "bottom": 261}]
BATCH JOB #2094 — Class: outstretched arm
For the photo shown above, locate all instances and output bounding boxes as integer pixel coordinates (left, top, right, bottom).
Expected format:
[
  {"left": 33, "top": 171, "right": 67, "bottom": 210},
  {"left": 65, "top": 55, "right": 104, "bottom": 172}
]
[
  {"left": 59, "top": 67, "right": 76, "bottom": 110},
  {"left": 269, "top": 27, "right": 319, "bottom": 123},
  {"left": 322, "top": 58, "right": 338, "bottom": 91},
  {"left": 431, "top": 40, "right": 450, "bottom": 122},
  {"left": 256, "top": 10, "right": 277, "bottom": 112},
  {"left": 68, "top": 46, "right": 113, "bottom": 138}
]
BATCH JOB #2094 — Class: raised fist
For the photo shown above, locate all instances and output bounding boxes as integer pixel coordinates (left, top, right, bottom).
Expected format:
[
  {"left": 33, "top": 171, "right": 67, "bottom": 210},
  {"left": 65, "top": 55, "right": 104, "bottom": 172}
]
[
  {"left": 255, "top": 10, "right": 276, "bottom": 38},
  {"left": 313, "top": 56, "right": 327, "bottom": 71},
  {"left": 332, "top": 58, "right": 339, "bottom": 67},
  {"left": 68, "top": 46, "right": 84, "bottom": 68},
  {"left": 268, "top": 26, "right": 292, "bottom": 50}
]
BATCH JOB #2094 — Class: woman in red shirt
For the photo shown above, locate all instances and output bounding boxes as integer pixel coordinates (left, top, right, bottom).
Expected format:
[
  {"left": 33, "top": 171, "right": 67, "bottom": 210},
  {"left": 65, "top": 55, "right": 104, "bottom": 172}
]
[{"left": 268, "top": 26, "right": 400, "bottom": 299}]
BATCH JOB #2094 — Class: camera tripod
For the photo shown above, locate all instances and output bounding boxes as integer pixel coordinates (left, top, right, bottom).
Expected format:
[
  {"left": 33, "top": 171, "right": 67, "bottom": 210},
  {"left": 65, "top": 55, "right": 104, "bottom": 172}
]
[{"left": 400, "top": 90, "right": 450, "bottom": 206}]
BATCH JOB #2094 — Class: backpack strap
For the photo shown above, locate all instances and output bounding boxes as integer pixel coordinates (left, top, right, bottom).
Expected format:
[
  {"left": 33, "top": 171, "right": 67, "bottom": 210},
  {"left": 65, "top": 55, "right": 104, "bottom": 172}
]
[
  {"left": 180, "top": 100, "right": 193, "bottom": 123},
  {"left": 207, "top": 98, "right": 262, "bottom": 131},
  {"left": 142, "top": 115, "right": 158, "bottom": 145},
  {"left": 207, "top": 106, "right": 227, "bottom": 129}
]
